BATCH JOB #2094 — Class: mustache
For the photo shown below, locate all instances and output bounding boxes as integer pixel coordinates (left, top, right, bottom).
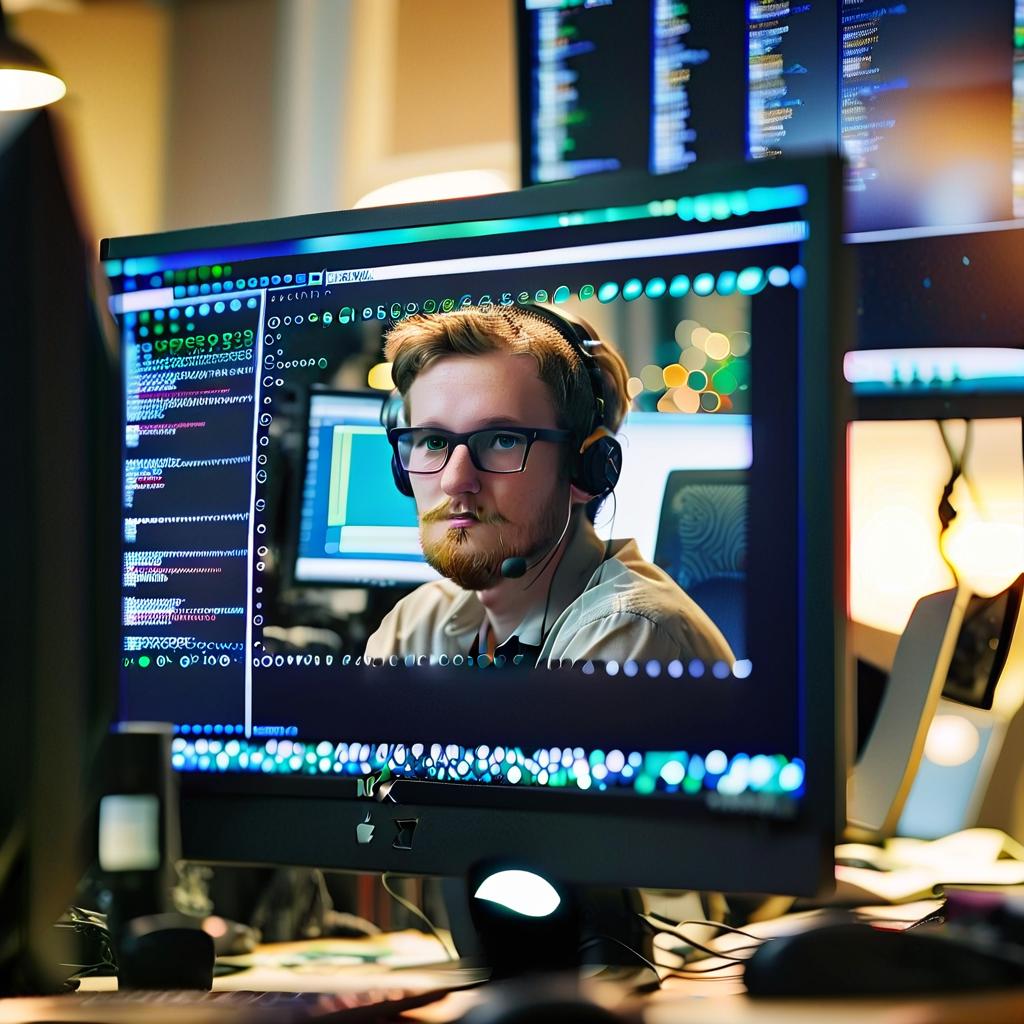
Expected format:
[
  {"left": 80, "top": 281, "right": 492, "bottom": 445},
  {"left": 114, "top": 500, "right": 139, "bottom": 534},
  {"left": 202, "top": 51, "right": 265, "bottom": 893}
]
[{"left": 420, "top": 499, "right": 510, "bottom": 526}]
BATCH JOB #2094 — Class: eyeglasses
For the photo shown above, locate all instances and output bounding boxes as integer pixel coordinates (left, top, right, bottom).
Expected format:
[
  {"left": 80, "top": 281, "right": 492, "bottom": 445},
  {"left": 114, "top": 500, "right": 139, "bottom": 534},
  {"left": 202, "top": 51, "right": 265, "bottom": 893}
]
[{"left": 389, "top": 426, "right": 572, "bottom": 475}]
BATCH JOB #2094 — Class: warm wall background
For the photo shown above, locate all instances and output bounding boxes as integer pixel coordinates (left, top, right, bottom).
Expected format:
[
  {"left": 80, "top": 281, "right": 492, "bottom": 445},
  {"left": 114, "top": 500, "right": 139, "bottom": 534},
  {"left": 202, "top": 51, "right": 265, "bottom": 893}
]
[{"left": 10, "top": 0, "right": 516, "bottom": 241}]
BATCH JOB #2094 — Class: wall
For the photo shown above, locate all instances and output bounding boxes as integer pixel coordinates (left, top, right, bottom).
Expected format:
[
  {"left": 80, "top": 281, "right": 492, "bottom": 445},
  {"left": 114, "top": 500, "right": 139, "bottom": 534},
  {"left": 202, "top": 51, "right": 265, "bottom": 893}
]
[
  {"left": 13, "top": 1, "right": 171, "bottom": 243},
  {"left": 10, "top": 0, "right": 518, "bottom": 240}
]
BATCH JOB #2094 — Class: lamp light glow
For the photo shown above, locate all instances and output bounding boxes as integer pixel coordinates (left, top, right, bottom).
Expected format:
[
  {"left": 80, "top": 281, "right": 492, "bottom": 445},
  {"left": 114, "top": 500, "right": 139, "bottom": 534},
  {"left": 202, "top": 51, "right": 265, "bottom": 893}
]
[
  {"left": 0, "top": 67, "right": 64, "bottom": 110},
  {"left": 943, "top": 520, "right": 1024, "bottom": 599},
  {"left": 923, "top": 714, "right": 981, "bottom": 768},
  {"left": 0, "top": 16, "right": 66, "bottom": 112},
  {"left": 354, "top": 170, "right": 510, "bottom": 209}
]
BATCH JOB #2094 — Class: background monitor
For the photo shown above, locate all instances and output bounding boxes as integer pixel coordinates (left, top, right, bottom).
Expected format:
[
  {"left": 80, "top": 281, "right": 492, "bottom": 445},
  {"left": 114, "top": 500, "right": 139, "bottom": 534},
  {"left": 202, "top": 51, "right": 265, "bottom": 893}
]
[
  {"left": 295, "top": 390, "right": 438, "bottom": 587},
  {"left": 517, "top": 0, "right": 1022, "bottom": 239},
  {"left": 101, "top": 156, "right": 848, "bottom": 897}
]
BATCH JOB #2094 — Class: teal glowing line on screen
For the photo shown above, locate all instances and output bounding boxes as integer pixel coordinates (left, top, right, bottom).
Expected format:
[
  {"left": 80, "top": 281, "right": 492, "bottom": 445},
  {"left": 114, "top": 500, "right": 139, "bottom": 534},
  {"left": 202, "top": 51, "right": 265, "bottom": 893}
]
[{"left": 103, "top": 184, "right": 809, "bottom": 279}]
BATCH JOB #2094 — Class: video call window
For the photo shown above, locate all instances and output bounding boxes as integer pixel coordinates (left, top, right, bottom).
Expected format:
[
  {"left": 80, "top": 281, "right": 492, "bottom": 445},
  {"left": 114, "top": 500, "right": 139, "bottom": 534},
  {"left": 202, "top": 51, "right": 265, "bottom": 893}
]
[{"left": 106, "top": 176, "right": 823, "bottom": 817}]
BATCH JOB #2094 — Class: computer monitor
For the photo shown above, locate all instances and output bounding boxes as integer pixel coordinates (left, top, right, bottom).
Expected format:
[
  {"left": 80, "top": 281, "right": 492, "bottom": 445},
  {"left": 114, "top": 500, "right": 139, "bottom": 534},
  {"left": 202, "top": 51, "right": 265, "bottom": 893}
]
[
  {"left": 294, "top": 390, "right": 438, "bottom": 586},
  {"left": 517, "top": 0, "right": 1022, "bottom": 237},
  {"left": 101, "top": 155, "right": 848, "bottom": 899},
  {"left": 2, "top": 111, "right": 117, "bottom": 993}
]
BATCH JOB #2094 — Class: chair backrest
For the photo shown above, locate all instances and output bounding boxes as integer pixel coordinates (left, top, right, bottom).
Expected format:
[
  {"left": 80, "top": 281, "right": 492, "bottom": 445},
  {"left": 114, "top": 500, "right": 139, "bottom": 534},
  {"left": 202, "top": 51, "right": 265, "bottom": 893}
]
[{"left": 653, "top": 470, "right": 748, "bottom": 657}]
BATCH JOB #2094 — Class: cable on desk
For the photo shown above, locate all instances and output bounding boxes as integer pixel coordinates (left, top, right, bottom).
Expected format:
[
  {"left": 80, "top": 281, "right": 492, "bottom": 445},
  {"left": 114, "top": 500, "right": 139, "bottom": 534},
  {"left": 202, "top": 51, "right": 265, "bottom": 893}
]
[
  {"left": 638, "top": 914, "right": 759, "bottom": 962},
  {"left": 581, "top": 933, "right": 749, "bottom": 986},
  {"left": 578, "top": 934, "right": 662, "bottom": 989},
  {"left": 380, "top": 873, "right": 457, "bottom": 962},
  {"left": 646, "top": 912, "right": 761, "bottom": 941},
  {"left": 662, "top": 962, "right": 747, "bottom": 978}
]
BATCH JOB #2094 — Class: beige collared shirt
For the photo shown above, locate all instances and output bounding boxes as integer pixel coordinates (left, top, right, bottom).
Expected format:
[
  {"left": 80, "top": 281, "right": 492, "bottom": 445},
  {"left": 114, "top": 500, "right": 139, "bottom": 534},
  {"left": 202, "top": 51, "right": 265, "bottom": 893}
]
[{"left": 364, "top": 520, "right": 735, "bottom": 667}]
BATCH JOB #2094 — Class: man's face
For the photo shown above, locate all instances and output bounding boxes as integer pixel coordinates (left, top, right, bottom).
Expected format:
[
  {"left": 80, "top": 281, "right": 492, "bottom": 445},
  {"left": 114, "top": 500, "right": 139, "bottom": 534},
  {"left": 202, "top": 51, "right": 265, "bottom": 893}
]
[{"left": 405, "top": 351, "right": 570, "bottom": 591}]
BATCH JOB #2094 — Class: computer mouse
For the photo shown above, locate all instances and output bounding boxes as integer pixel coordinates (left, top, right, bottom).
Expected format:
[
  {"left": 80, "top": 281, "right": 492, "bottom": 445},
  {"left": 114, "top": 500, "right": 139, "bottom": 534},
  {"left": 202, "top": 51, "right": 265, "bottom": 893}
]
[{"left": 743, "top": 922, "right": 1024, "bottom": 998}]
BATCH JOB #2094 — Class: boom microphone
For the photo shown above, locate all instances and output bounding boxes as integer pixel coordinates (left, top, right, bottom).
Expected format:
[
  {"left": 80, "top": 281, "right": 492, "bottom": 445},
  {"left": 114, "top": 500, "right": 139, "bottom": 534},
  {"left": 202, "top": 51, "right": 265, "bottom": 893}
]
[{"left": 499, "top": 555, "right": 529, "bottom": 579}]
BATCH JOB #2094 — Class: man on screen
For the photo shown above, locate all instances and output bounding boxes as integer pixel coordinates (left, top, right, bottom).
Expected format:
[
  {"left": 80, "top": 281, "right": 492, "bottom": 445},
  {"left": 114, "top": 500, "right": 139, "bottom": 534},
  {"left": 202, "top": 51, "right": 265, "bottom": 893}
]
[{"left": 364, "top": 304, "right": 733, "bottom": 667}]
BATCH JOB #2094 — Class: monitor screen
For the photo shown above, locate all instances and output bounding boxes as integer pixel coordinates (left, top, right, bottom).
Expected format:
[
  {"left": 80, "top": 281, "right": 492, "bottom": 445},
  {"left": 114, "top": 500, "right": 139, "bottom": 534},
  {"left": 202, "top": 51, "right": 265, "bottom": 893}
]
[
  {"left": 102, "top": 157, "right": 846, "bottom": 896},
  {"left": 295, "top": 391, "right": 438, "bottom": 586},
  {"left": 518, "top": 0, "right": 1022, "bottom": 238}
]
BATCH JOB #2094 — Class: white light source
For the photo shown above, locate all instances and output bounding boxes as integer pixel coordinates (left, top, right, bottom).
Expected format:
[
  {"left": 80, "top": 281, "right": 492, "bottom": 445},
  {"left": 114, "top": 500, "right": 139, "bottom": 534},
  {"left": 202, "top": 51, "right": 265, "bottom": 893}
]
[
  {"left": 473, "top": 869, "right": 561, "bottom": 918},
  {"left": 0, "top": 8, "right": 66, "bottom": 112},
  {"left": 943, "top": 521, "right": 1024, "bottom": 599},
  {"left": 923, "top": 714, "right": 981, "bottom": 768},
  {"left": 354, "top": 169, "right": 510, "bottom": 209}
]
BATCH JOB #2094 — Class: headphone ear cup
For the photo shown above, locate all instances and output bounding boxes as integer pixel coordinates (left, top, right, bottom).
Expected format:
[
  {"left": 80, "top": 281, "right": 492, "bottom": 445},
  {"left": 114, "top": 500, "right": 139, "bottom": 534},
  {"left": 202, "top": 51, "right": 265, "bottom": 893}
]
[
  {"left": 575, "top": 433, "right": 622, "bottom": 498},
  {"left": 391, "top": 451, "right": 414, "bottom": 498},
  {"left": 381, "top": 390, "right": 414, "bottom": 497}
]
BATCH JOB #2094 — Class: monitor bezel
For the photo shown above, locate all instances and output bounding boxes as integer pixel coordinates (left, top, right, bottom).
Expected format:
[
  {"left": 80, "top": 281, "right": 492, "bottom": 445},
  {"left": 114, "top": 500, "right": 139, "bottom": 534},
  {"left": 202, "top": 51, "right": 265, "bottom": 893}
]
[{"left": 104, "top": 155, "right": 849, "bottom": 897}]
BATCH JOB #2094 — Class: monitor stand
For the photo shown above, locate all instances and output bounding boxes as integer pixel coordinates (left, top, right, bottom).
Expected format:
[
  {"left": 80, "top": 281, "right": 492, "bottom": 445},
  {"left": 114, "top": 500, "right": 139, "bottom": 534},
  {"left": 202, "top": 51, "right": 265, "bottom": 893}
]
[{"left": 443, "top": 874, "right": 655, "bottom": 985}]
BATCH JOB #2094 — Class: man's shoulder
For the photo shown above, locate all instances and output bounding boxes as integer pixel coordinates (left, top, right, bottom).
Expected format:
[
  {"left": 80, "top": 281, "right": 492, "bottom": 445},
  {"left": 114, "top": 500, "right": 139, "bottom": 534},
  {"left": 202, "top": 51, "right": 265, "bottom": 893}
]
[
  {"left": 586, "top": 540, "right": 694, "bottom": 623},
  {"left": 365, "top": 576, "right": 478, "bottom": 662},
  {"left": 563, "top": 539, "right": 734, "bottom": 661}
]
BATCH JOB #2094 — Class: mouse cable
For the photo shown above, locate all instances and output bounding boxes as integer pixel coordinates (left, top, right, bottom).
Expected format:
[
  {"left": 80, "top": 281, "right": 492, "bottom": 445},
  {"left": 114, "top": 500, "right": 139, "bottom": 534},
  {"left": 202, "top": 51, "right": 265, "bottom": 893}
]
[
  {"left": 659, "top": 962, "right": 749, "bottom": 978},
  {"left": 644, "top": 911, "right": 761, "bottom": 942},
  {"left": 380, "top": 872, "right": 457, "bottom": 961},
  {"left": 638, "top": 914, "right": 760, "bottom": 961},
  {"left": 640, "top": 918, "right": 748, "bottom": 962},
  {"left": 577, "top": 933, "right": 663, "bottom": 987},
  {"left": 584, "top": 930, "right": 750, "bottom": 981}
]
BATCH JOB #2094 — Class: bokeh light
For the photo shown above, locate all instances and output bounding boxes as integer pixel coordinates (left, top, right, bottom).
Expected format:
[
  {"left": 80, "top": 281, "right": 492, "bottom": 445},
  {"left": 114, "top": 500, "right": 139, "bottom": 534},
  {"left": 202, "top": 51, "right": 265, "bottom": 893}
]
[
  {"left": 730, "top": 331, "right": 752, "bottom": 357},
  {"left": 693, "top": 273, "right": 715, "bottom": 296},
  {"left": 712, "top": 368, "right": 739, "bottom": 395},
  {"left": 737, "top": 266, "right": 765, "bottom": 294},
  {"left": 662, "top": 364, "right": 687, "bottom": 388},
  {"left": 640, "top": 363, "right": 666, "bottom": 391},
  {"left": 704, "top": 332, "right": 730, "bottom": 360},
  {"left": 680, "top": 347, "right": 708, "bottom": 372},
  {"left": 367, "top": 362, "right": 394, "bottom": 390},
  {"left": 672, "top": 388, "right": 700, "bottom": 413},
  {"left": 622, "top": 278, "right": 644, "bottom": 301},
  {"left": 669, "top": 274, "right": 691, "bottom": 297},
  {"left": 674, "top": 319, "right": 700, "bottom": 347},
  {"left": 716, "top": 270, "right": 738, "bottom": 296}
]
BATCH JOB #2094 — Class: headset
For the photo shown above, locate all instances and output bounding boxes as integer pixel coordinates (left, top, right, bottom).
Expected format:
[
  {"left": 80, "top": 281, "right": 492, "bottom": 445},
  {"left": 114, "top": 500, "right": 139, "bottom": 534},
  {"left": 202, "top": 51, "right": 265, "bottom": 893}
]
[{"left": 382, "top": 302, "right": 623, "bottom": 500}]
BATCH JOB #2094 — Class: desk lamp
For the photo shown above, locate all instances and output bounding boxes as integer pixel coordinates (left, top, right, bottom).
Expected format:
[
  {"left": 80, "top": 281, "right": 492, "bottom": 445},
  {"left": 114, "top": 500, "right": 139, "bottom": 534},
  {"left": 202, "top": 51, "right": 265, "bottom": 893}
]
[{"left": 0, "top": 0, "right": 66, "bottom": 111}]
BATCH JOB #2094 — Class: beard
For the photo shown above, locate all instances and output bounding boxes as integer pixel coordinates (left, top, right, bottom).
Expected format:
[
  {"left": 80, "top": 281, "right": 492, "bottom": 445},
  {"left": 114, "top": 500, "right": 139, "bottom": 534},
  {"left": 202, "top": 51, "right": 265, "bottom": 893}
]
[{"left": 419, "top": 491, "right": 568, "bottom": 591}]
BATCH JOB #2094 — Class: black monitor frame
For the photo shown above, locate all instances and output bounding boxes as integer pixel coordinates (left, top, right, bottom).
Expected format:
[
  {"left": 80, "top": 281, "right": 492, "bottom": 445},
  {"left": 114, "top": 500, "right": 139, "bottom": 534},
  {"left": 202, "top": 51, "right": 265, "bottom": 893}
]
[{"left": 103, "top": 155, "right": 849, "bottom": 898}]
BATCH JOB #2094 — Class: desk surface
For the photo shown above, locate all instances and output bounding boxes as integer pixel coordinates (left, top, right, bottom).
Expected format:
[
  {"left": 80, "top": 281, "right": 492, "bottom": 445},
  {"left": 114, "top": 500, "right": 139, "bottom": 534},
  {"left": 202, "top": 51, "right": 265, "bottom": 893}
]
[{"left": 3, "top": 924, "right": 1024, "bottom": 1023}]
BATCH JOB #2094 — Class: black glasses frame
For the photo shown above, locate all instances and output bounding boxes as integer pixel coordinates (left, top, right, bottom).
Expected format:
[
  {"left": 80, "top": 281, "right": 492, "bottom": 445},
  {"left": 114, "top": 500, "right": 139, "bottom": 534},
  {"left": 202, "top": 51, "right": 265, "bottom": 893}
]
[{"left": 388, "top": 426, "right": 572, "bottom": 475}]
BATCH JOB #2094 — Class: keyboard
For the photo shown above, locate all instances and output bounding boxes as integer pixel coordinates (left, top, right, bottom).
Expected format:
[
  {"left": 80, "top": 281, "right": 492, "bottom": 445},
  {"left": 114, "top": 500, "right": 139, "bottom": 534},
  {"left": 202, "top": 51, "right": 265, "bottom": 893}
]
[{"left": 0, "top": 982, "right": 463, "bottom": 1022}]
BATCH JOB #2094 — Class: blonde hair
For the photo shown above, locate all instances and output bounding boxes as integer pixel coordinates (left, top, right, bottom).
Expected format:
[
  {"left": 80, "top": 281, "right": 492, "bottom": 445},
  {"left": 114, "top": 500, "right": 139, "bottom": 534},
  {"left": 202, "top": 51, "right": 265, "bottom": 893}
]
[{"left": 383, "top": 305, "right": 629, "bottom": 443}]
